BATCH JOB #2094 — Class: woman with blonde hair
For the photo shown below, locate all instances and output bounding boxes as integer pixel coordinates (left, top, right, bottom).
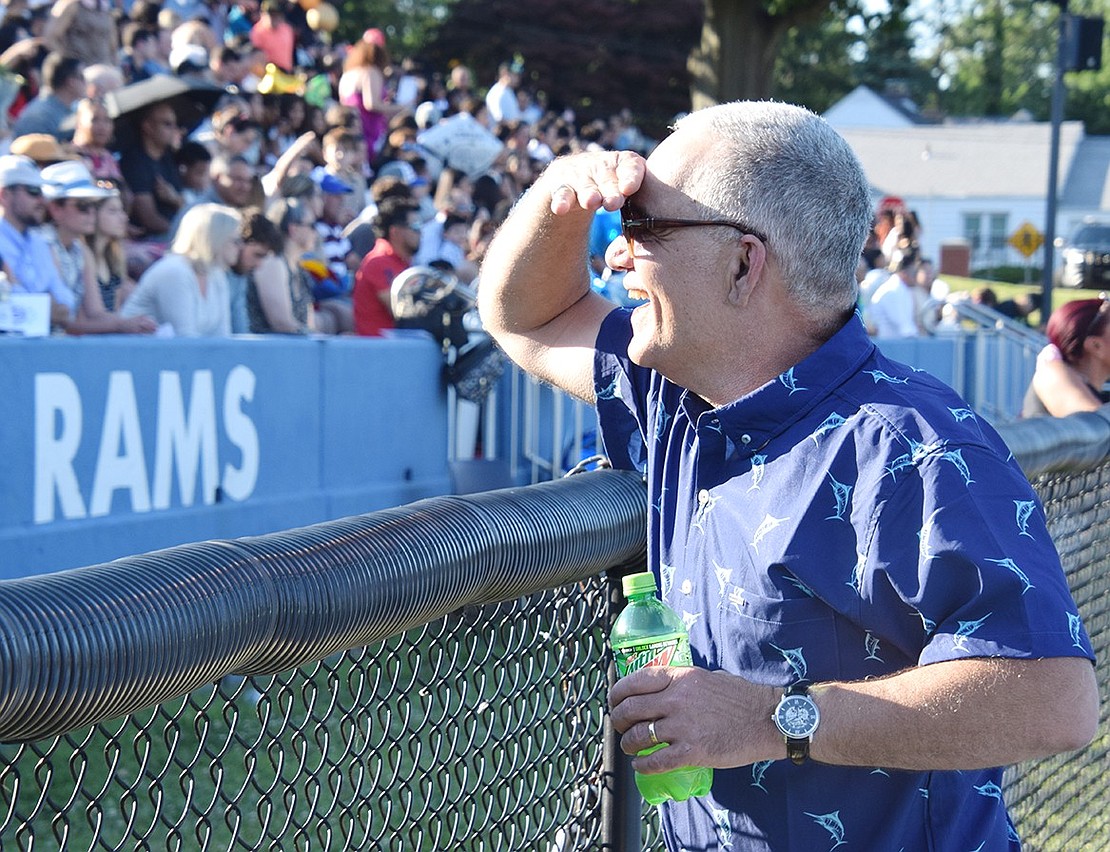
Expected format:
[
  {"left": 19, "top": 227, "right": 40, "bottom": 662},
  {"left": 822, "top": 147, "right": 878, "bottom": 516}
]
[
  {"left": 121, "top": 203, "right": 242, "bottom": 336},
  {"left": 337, "top": 30, "right": 401, "bottom": 160}
]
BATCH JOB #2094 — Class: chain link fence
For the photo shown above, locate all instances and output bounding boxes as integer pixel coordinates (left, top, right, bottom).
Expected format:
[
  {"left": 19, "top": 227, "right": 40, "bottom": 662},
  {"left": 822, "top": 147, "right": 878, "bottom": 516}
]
[{"left": 1, "top": 427, "right": 1107, "bottom": 850}]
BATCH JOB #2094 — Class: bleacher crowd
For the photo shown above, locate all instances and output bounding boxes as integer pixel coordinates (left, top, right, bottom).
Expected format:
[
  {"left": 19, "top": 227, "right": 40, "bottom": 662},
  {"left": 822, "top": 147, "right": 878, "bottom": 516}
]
[{"left": 0, "top": 0, "right": 659, "bottom": 339}]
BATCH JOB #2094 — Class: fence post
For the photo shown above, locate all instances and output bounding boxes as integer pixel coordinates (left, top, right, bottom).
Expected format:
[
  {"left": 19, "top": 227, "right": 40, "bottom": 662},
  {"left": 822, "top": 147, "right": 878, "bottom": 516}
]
[{"left": 601, "top": 571, "right": 641, "bottom": 851}]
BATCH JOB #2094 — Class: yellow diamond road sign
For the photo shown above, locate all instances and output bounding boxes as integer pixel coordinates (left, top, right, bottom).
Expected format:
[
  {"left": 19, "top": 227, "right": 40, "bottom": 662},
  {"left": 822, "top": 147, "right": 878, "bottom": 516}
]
[{"left": 1009, "top": 222, "right": 1044, "bottom": 258}]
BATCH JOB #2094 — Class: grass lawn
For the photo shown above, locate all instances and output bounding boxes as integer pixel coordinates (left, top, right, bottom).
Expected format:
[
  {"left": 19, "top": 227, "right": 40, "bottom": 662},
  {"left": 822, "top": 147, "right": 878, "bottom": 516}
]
[{"left": 941, "top": 273, "right": 1106, "bottom": 329}]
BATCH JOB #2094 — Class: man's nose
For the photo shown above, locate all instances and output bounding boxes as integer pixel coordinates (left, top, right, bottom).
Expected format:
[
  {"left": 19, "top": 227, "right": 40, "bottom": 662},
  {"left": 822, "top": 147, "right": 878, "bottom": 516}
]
[{"left": 605, "top": 235, "right": 633, "bottom": 272}]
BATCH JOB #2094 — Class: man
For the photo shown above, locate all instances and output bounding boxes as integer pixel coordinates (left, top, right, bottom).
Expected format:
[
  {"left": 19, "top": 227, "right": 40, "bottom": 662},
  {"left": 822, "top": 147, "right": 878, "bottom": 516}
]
[
  {"left": 352, "top": 197, "right": 420, "bottom": 337},
  {"left": 484, "top": 62, "right": 520, "bottom": 124},
  {"left": 119, "top": 102, "right": 184, "bottom": 240},
  {"left": 868, "top": 243, "right": 922, "bottom": 338},
  {"left": 11, "top": 52, "right": 84, "bottom": 140},
  {"left": 0, "top": 154, "right": 74, "bottom": 328},
  {"left": 40, "top": 160, "right": 156, "bottom": 334},
  {"left": 477, "top": 102, "right": 1098, "bottom": 851}
]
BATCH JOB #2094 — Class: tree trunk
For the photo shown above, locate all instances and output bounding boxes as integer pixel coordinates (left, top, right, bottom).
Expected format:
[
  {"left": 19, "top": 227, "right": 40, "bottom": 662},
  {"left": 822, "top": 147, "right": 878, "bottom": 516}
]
[{"left": 688, "top": 0, "right": 831, "bottom": 110}]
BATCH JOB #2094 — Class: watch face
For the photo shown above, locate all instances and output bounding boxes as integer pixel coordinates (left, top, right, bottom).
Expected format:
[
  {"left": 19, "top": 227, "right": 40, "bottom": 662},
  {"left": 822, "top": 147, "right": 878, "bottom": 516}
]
[{"left": 776, "top": 694, "right": 820, "bottom": 738}]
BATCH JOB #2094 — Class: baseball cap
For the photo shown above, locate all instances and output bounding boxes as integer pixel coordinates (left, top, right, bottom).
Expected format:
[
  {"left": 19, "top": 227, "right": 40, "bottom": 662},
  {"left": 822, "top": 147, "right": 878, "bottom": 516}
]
[
  {"left": 41, "top": 160, "right": 116, "bottom": 199},
  {"left": 311, "top": 166, "right": 352, "bottom": 195},
  {"left": 0, "top": 154, "right": 44, "bottom": 189}
]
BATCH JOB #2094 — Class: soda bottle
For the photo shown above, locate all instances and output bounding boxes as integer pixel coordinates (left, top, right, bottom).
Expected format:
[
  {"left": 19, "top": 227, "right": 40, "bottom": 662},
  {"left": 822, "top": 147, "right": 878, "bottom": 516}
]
[{"left": 610, "top": 571, "right": 713, "bottom": 805}]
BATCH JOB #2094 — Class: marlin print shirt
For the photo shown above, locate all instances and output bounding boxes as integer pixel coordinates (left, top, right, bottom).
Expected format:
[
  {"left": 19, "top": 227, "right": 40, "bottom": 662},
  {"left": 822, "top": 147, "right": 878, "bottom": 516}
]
[{"left": 594, "top": 309, "right": 1095, "bottom": 852}]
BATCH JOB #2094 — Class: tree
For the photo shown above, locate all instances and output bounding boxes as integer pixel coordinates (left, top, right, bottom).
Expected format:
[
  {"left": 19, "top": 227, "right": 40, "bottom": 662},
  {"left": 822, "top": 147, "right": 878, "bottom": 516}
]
[
  {"left": 688, "top": 0, "right": 851, "bottom": 110},
  {"left": 422, "top": 0, "right": 702, "bottom": 136},
  {"left": 773, "top": 2, "right": 864, "bottom": 113}
]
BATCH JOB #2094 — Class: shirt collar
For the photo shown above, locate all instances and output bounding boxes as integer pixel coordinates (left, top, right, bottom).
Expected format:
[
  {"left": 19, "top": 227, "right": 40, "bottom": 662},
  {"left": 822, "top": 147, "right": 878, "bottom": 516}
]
[{"left": 702, "top": 313, "right": 876, "bottom": 449}]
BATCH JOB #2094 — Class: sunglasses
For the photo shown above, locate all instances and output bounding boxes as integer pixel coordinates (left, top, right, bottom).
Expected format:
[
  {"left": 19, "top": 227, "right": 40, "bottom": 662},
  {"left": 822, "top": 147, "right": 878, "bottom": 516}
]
[
  {"left": 14, "top": 185, "right": 43, "bottom": 197},
  {"left": 70, "top": 200, "right": 96, "bottom": 213},
  {"left": 620, "top": 209, "right": 768, "bottom": 256}
]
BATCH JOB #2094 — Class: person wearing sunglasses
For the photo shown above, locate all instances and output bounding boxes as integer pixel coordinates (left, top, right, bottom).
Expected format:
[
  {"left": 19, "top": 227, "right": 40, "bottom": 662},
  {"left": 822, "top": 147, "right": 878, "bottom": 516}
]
[
  {"left": 1023, "top": 297, "right": 1110, "bottom": 418},
  {"left": 0, "top": 154, "right": 78, "bottom": 330},
  {"left": 479, "top": 101, "right": 1096, "bottom": 852},
  {"left": 40, "top": 160, "right": 157, "bottom": 335}
]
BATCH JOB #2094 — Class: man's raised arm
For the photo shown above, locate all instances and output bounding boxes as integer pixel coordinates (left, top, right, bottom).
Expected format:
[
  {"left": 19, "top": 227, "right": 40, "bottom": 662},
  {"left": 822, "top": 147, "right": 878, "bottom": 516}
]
[{"left": 478, "top": 151, "right": 646, "bottom": 403}]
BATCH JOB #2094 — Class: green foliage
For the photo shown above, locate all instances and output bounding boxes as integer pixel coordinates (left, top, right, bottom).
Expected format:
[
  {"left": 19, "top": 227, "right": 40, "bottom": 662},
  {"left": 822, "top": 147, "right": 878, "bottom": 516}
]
[
  {"left": 971, "top": 265, "right": 1043, "bottom": 284},
  {"left": 773, "top": 4, "right": 863, "bottom": 112},
  {"left": 419, "top": 0, "right": 702, "bottom": 136}
]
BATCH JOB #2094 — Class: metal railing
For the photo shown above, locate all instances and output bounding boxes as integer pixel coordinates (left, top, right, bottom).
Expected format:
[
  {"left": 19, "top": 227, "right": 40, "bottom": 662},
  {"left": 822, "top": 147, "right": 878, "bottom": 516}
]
[{"left": 1, "top": 411, "right": 1108, "bottom": 850}]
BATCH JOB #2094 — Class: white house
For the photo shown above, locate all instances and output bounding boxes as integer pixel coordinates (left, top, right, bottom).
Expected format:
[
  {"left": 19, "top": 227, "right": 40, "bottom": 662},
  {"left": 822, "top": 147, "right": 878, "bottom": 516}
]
[{"left": 823, "top": 85, "right": 1108, "bottom": 275}]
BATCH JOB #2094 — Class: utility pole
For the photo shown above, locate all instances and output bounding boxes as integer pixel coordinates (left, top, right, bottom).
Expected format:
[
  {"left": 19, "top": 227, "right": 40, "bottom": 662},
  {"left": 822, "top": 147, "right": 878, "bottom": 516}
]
[{"left": 1041, "top": 0, "right": 1068, "bottom": 326}]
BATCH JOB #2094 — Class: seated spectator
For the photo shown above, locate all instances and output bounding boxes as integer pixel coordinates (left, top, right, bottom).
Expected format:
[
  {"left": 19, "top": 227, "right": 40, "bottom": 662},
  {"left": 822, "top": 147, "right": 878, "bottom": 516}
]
[
  {"left": 120, "top": 23, "right": 165, "bottom": 84},
  {"left": 227, "top": 207, "right": 283, "bottom": 334},
  {"left": 176, "top": 141, "right": 214, "bottom": 206},
  {"left": 0, "top": 153, "right": 78, "bottom": 329},
  {"left": 413, "top": 209, "right": 477, "bottom": 283},
  {"left": 82, "top": 64, "right": 123, "bottom": 100},
  {"left": 9, "top": 133, "right": 74, "bottom": 168},
  {"left": 997, "top": 292, "right": 1042, "bottom": 326},
  {"left": 11, "top": 52, "right": 84, "bottom": 140},
  {"left": 120, "top": 203, "right": 241, "bottom": 336},
  {"left": 119, "top": 102, "right": 185, "bottom": 241},
  {"left": 1023, "top": 298, "right": 1110, "bottom": 417},
  {"left": 87, "top": 184, "right": 136, "bottom": 312},
  {"left": 70, "top": 98, "right": 125, "bottom": 187},
  {"left": 248, "top": 197, "right": 316, "bottom": 334},
  {"left": 321, "top": 126, "right": 368, "bottom": 215},
  {"left": 40, "top": 161, "right": 156, "bottom": 334},
  {"left": 352, "top": 196, "right": 421, "bottom": 337}
]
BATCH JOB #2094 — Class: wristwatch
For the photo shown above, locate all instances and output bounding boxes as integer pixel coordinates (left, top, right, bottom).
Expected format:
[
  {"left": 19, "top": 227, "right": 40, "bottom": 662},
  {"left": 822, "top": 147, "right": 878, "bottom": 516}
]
[{"left": 772, "top": 684, "right": 820, "bottom": 765}]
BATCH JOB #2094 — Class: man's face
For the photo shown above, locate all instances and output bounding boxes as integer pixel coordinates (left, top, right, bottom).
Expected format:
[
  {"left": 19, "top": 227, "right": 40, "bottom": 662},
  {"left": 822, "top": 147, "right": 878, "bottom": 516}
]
[
  {"left": 142, "top": 105, "right": 178, "bottom": 148},
  {"left": 606, "top": 128, "right": 745, "bottom": 386},
  {"left": 236, "top": 240, "right": 270, "bottom": 273},
  {"left": 216, "top": 162, "right": 254, "bottom": 208},
  {"left": 320, "top": 192, "right": 353, "bottom": 227},
  {"left": 391, "top": 214, "right": 422, "bottom": 259},
  {"left": 2, "top": 184, "right": 46, "bottom": 228},
  {"left": 49, "top": 197, "right": 99, "bottom": 239}
]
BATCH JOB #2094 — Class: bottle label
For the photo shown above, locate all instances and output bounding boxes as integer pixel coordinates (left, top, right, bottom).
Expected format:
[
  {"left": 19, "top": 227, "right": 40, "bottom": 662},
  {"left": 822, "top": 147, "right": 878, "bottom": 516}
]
[{"left": 613, "top": 635, "right": 692, "bottom": 678}]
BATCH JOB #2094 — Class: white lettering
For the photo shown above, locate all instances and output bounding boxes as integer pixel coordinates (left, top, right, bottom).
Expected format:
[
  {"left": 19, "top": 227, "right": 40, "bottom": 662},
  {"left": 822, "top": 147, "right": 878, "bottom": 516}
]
[
  {"left": 89, "top": 371, "right": 151, "bottom": 517},
  {"left": 33, "top": 373, "right": 86, "bottom": 523},
  {"left": 221, "top": 365, "right": 258, "bottom": 501},
  {"left": 152, "top": 370, "right": 219, "bottom": 510}
]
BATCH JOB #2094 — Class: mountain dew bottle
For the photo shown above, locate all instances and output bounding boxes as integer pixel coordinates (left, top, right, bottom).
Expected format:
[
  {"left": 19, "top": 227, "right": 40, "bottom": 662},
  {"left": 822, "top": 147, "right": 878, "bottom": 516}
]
[{"left": 610, "top": 571, "right": 713, "bottom": 805}]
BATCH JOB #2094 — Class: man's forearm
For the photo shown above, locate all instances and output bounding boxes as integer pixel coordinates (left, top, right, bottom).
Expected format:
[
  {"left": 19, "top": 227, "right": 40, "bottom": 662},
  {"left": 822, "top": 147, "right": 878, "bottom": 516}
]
[
  {"left": 478, "top": 172, "right": 594, "bottom": 337},
  {"left": 810, "top": 656, "right": 1098, "bottom": 770}
]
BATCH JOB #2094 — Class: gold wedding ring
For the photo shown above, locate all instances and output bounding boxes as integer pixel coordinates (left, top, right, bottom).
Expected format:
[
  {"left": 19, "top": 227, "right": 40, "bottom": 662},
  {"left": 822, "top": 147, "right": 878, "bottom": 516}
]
[{"left": 647, "top": 720, "right": 660, "bottom": 746}]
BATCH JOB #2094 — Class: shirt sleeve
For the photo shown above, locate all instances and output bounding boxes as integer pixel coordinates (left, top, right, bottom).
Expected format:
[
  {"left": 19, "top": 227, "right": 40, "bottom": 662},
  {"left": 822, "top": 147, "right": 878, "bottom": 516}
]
[{"left": 860, "top": 443, "right": 1095, "bottom": 665}]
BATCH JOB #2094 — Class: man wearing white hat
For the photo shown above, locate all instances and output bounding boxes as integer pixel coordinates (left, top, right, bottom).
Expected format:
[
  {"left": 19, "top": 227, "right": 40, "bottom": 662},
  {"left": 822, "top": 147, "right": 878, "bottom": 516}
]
[
  {"left": 40, "top": 160, "right": 157, "bottom": 334},
  {"left": 0, "top": 153, "right": 75, "bottom": 330}
]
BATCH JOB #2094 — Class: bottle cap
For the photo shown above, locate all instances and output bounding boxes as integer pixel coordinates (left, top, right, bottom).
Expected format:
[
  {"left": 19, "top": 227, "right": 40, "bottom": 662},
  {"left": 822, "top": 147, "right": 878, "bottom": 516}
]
[{"left": 622, "top": 571, "right": 657, "bottom": 598}]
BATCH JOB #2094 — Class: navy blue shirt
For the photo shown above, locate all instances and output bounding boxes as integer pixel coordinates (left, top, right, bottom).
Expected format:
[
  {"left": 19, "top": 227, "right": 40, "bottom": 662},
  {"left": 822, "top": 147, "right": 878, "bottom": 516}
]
[{"left": 595, "top": 309, "right": 1095, "bottom": 852}]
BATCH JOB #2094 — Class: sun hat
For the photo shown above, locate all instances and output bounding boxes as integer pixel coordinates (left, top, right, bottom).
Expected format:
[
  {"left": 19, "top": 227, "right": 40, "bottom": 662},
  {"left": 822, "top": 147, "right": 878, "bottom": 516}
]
[
  {"left": 9, "top": 134, "right": 76, "bottom": 166},
  {"left": 0, "top": 154, "right": 44, "bottom": 189},
  {"left": 41, "top": 160, "right": 116, "bottom": 200}
]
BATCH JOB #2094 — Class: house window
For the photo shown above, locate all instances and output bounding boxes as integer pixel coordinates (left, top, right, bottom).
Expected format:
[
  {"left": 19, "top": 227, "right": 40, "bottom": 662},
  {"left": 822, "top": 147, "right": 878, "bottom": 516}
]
[
  {"left": 963, "top": 214, "right": 982, "bottom": 251},
  {"left": 988, "top": 214, "right": 1009, "bottom": 250}
]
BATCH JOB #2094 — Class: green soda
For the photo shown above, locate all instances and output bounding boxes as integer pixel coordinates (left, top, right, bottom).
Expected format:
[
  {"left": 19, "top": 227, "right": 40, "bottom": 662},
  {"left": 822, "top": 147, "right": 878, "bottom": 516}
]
[{"left": 610, "top": 571, "right": 713, "bottom": 805}]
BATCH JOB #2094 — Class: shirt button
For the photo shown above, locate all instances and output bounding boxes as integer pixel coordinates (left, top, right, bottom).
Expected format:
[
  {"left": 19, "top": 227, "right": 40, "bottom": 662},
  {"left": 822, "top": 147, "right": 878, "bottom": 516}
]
[
  {"left": 698, "top": 489, "right": 711, "bottom": 505},
  {"left": 740, "top": 434, "right": 752, "bottom": 445}
]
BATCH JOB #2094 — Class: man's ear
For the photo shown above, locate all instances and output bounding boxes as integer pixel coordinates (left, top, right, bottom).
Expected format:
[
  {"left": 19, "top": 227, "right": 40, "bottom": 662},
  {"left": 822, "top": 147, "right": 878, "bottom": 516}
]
[{"left": 727, "top": 239, "right": 760, "bottom": 306}]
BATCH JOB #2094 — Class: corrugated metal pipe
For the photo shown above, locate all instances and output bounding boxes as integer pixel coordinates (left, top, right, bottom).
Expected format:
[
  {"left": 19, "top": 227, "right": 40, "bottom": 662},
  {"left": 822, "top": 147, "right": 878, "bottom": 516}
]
[{"left": 0, "top": 469, "right": 648, "bottom": 742}]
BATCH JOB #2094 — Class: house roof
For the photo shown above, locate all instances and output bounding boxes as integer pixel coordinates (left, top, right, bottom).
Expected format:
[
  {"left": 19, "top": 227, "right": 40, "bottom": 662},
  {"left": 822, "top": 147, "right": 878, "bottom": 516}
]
[
  {"left": 823, "top": 84, "right": 928, "bottom": 129},
  {"left": 835, "top": 121, "right": 1087, "bottom": 201},
  {"left": 1060, "top": 135, "right": 1110, "bottom": 209}
]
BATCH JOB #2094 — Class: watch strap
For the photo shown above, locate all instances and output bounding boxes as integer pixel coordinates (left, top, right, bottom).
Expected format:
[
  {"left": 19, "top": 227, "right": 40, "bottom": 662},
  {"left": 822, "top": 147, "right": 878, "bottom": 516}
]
[{"left": 784, "top": 684, "right": 811, "bottom": 766}]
